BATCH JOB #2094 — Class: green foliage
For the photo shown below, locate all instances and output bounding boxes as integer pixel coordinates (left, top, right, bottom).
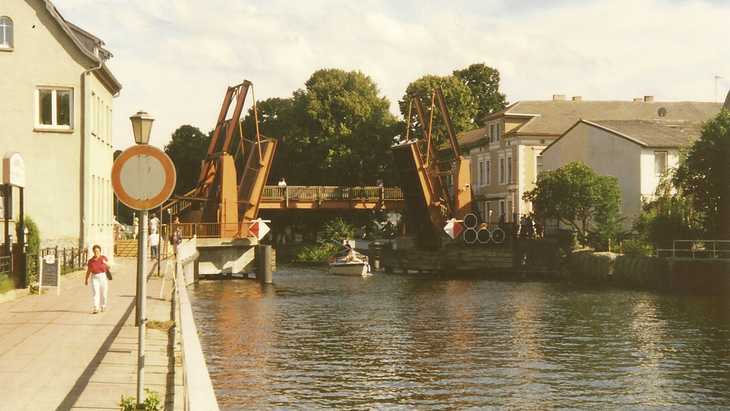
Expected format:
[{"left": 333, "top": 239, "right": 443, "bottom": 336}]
[
  {"left": 399, "top": 63, "right": 507, "bottom": 145},
  {"left": 242, "top": 69, "right": 398, "bottom": 186},
  {"left": 119, "top": 389, "right": 161, "bottom": 411},
  {"left": 622, "top": 238, "right": 653, "bottom": 257},
  {"left": 21, "top": 216, "right": 40, "bottom": 255},
  {"left": 673, "top": 110, "right": 730, "bottom": 238},
  {"left": 633, "top": 175, "right": 702, "bottom": 249},
  {"left": 293, "top": 218, "right": 357, "bottom": 263},
  {"left": 319, "top": 218, "right": 356, "bottom": 244},
  {"left": 453, "top": 63, "right": 508, "bottom": 126},
  {"left": 588, "top": 213, "right": 625, "bottom": 252},
  {"left": 294, "top": 243, "right": 339, "bottom": 264},
  {"left": 400, "top": 74, "right": 475, "bottom": 145},
  {"left": 524, "top": 161, "right": 622, "bottom": 246},
  {"left": 164, "top": 125, "right": 211, "bottom": 194}
]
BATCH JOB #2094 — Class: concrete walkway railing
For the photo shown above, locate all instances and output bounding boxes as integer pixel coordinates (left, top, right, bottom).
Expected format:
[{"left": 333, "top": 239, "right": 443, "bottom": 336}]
[{"left": 176, "top": 260, "right": 219, "bottom": 411}]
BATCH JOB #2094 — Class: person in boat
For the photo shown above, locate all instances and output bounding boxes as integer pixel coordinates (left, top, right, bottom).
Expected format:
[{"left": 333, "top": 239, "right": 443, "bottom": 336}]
[{"left": 344, "top": 243, "right": 358, "bottom": 262}]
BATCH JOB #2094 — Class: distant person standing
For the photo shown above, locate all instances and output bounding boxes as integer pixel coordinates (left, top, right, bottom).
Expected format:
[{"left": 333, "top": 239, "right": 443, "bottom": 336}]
[
  {"left": 150, "top": 231, "right": 160, "bottom": 259},
  {"left": 85, "top": 245, "right": 110, "bottom": 314},
  {"left": 149, "top": 213, "right": 160, "bottom": 234},
  {"left": 277, "top": 177, "right": 287, "bottom": 188}
]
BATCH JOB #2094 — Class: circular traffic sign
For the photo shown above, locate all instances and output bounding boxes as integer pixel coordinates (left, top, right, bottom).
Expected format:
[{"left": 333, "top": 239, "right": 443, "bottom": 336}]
[{"left": 112, "top": 145, "right": 176, "bottom": 210}]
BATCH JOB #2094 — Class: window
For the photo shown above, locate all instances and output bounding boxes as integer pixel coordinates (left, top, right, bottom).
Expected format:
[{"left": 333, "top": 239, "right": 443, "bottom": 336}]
[
  {"left": 499, "top": 200, "right": 506, "bottom": 219},
  {"left": 36, "top": 88, "right": 73, "bottom": 129},
  {"left": 537, "top": 155, "right": 544, "bottom": 176},
  {"left": 507, "top": 155, "right": 513, "bottom": 183},
  {"left": 490, "top": 124, "right": 496, "bottom": 143},
  {"left": 496, "top": 123, "right": 501, "bottom": 141},
  {"left": 499, "top": 157, "right": 506, "bottom": 184},
  {"left": 654, "top": 151, "right": 668, "bottom": 176},
  {"left": 507, "top": 200, "right": 513, "bottom": 221},
  {"left": 485, "top": 160, "right": 491, "bottom": 186},
  {"left": 0, "top": 17, "right": 13, "bottom": 49}
]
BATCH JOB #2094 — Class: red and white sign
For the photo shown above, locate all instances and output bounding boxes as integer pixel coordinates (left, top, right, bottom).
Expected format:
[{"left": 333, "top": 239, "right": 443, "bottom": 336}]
[
  {"left": 112, "top": 145, "right": 176, "bottom": 210},
  {"left": 249, "top": 219, "right": 271, "bottom": 240},
  {"left": 443, "top": 218, "right": 464, "bottom": 240}
]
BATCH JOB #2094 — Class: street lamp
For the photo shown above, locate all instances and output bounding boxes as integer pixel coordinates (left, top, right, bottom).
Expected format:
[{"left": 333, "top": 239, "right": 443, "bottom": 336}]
[
  {"left": 130, "top": 111, "right": 153, "bottom": 407},
  {"left": 130, "top": 111, "right": 154, "bottom": 144}
]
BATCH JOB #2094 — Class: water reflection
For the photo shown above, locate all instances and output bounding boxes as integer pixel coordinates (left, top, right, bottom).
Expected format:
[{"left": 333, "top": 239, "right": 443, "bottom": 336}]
[{"left": 189, "top": 267, "right": 730, "bottom": 409}]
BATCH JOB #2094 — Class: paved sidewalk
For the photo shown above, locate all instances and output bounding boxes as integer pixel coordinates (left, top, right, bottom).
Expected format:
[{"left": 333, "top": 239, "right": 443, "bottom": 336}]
[{"left": 0, "top": 257, "right": 181, "bottom": 411}]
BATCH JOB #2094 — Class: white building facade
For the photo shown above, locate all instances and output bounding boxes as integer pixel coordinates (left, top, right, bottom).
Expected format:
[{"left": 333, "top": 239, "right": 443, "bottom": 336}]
[
  {"left": 541, "top": 119, "right": 703, "bottom": 223},
  {"left": 0, "top": 0, "right": 121, "bottom": 253}
]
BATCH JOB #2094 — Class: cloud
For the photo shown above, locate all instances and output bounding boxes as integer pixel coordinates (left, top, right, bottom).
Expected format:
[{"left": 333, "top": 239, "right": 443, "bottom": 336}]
[{"left": 52, "top": 0, "right": 730, "bottom": 149}]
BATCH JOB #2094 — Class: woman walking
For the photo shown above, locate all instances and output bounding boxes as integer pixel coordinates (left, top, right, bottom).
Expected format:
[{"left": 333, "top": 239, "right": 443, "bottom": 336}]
[{"left": 85, "top": 245, "right": 110, "bottom": 314}]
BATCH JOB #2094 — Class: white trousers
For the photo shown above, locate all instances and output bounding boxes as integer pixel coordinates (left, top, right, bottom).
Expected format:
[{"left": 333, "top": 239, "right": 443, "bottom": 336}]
[{"left": 91, "top": 273, "right": 109, "bottom": 310}]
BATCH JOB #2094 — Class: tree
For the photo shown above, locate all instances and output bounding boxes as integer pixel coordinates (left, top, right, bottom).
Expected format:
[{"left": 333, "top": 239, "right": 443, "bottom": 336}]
[
  {"left": 523, "top": 161, "right": 622, "bottom": 246},
  {"left": 251, "top": 69, "right": 397, "bottom": 186},
  {"left": 633, "top": 175, "right": 702, "bottom": 250},
  {"left": 399, "top": 74, "right": 475, "bottom": 145},
  {"left": 453, "top": 63, "right": 507, "bottom": 126},
  {"left": 673, "top": 110, "right": 730, "bottom": 238},
  {"left": 241, "top": 97, "right": 297, "bottom": 184},
  {"left": 164, "top": 125, "right": 210, "bottom": 195}
]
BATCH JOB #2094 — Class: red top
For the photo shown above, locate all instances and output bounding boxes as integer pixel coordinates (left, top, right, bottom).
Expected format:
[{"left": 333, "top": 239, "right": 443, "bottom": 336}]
[{"left": 88, "top": 256, "right": 108, "bottom": 274}]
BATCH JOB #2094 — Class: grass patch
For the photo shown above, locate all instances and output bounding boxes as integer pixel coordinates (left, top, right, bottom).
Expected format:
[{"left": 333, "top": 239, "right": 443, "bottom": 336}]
[{"left": 0, "top": 273, "right": 13, "bottom": 294}]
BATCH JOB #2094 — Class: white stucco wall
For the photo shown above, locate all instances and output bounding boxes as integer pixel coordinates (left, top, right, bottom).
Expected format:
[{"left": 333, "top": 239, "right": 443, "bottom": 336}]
[
  {"left": 542, "top": 123, "right": 644, "bottom": 223},
  {"left": 0, "top": 0, "right": 115, "bottom": 251},
  {"left": 85, "top": 73, "right": 115, "bottom": 256}
]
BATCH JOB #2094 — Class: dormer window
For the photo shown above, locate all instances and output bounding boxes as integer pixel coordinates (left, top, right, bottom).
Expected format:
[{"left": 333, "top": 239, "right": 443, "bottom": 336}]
[{"left": 0, "top": 16, "right": 13, "bottom": 50}]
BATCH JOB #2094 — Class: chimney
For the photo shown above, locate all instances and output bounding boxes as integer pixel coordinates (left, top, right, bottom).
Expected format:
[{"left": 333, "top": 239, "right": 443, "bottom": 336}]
[
  {"left": 552, "top": 94, "right": 566, "bottom": 101},
  {"left": 633, "top": 97, "right": 643, "bottom": 102},
  {"left": 644, "top": 95, "right": 654, "bottom": 102},
  {"left": 571, "top": 96, "right": 582, "bottom": 101}
]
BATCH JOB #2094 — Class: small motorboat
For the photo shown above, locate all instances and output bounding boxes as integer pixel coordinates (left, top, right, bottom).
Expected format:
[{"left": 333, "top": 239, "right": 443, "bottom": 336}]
[{"left": 328, "top": 244, "right": 371, "bottom": 276}]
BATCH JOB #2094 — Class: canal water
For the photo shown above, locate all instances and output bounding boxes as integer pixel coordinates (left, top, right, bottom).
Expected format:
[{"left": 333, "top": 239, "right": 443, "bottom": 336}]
[{"left": 189, "top": 267, "right": 730, "bottom": 409}]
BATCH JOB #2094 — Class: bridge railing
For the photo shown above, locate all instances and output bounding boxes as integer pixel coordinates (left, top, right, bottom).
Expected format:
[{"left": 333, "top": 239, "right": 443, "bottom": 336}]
[
  {"left": 262, "top": 185, "right": 404, "bottom": 202},
  {"left": 164, "top": 222, "right": 251, "bottom": 240},
  {"left": 656, "top": 240, "right": 730, "bottom": 259}
]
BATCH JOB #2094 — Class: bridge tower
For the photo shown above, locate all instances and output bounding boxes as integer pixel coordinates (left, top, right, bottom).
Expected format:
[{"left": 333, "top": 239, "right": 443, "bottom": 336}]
[{"left": 164, "top": 80, "right": 277, "bottom": 239}]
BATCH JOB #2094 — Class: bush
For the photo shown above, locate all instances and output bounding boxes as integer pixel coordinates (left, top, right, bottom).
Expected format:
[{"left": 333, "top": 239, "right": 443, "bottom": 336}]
[
  {"left": 120, "top": 389, "right": 161, "bottom": 411},
  {"left": 319, "top": 218, "right": 355, "bottom": 245},
  {"left": 622, "top": 239, "right": 653, "bottom": 257},
  {"left": 294, "top": 243, "right": 339, "bottom": 264},
  {"left": 18, "top": 216, "right": 40, "bottom": 255}
]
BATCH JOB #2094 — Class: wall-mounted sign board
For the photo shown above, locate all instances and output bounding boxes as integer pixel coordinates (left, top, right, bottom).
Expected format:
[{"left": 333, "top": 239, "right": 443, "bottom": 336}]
[{"left": 3, "top": 152, "right": 25, "bottom": 188}]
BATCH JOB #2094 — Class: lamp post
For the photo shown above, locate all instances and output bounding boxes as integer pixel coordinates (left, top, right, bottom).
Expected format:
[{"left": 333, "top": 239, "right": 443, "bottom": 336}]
[{"left": 130, "top": 110, "right": 153, "bottom": 407}]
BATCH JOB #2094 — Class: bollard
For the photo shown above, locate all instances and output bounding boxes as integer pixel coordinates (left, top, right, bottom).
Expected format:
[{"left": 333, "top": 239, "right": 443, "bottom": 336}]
[{"left": 257, "top": 245, "right": 273, "bottom": 284}]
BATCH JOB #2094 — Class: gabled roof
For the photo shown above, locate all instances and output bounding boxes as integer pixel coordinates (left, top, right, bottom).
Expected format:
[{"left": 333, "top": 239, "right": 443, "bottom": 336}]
[
  {"left": 485, "top": 100, "right": 721, "bottom": 136},
  {"left": 42, "top": 0, "right": 121, "bottom": 94},
  {"left": 455, "top": 127, "right": 488, "bottom": 150},
  {"left": 543, "top": 119, "right": 704, "bottom": 154},
  {"left": 589, "top": 120, "right": 702, "bottom": 148}
]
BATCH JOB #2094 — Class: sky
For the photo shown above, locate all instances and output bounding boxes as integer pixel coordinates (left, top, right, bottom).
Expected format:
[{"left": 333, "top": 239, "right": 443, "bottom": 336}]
[{"left": 52, "top": 0, "right": 730, "bottom": 150}]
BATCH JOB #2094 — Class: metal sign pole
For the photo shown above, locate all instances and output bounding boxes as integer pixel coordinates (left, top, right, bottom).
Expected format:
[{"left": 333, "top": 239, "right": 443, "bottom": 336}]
[{"left": 136, "top": 209, "right": 148, "bottom": 406}]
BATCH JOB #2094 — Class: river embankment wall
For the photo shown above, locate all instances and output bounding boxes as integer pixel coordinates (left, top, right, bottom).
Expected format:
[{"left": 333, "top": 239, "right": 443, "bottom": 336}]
[{"left": 568, "top": 250, "right": 730, "bottom": 293}]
